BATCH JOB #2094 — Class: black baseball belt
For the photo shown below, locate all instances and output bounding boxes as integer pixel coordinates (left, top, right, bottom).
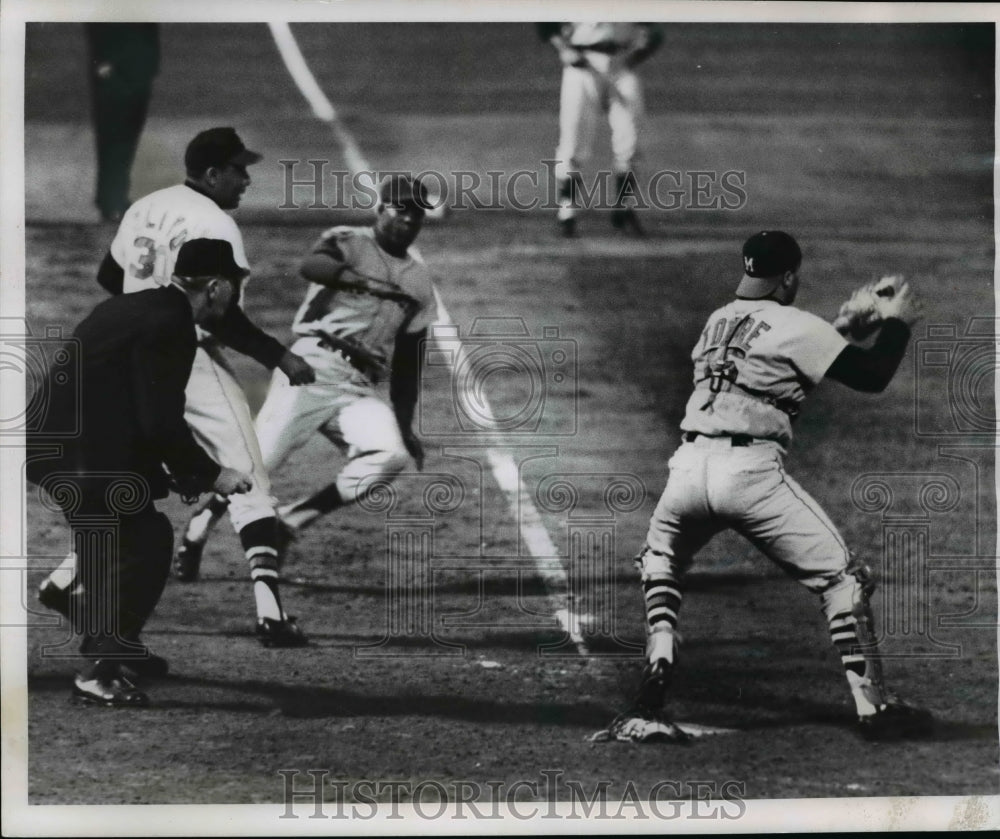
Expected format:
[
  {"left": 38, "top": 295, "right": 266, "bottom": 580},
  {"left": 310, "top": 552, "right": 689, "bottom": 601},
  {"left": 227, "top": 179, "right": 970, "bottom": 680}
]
[
  {"left": 683, "top": 431, "right": 755, "bottom": 447},
  {"left": 574, "top": 42, "right": 626, "bottom": 54},
  {"left": 315, "top": 334, "right": 388, "bottom": 382}
]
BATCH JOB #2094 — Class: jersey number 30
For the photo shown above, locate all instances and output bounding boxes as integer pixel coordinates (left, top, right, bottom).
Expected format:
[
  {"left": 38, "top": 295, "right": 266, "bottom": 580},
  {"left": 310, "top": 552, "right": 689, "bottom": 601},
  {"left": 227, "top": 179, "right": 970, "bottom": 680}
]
[{"left": 129, "top": 235, "right": 183, "bottom": 285}]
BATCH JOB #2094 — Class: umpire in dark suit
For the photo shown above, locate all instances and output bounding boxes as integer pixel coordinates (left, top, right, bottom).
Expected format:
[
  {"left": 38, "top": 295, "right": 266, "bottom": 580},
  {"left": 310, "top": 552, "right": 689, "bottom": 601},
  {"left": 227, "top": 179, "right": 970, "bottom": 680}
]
[{"left": 27, "top": 239, "right": 252, "bottom": 707}]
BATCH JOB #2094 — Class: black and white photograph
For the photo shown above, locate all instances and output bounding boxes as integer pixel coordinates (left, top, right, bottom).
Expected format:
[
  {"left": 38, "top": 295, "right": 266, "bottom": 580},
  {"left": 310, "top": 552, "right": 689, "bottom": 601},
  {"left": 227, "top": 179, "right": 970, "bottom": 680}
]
[{"left": 1, "top": 0, "right": 997, "bottom": 832}]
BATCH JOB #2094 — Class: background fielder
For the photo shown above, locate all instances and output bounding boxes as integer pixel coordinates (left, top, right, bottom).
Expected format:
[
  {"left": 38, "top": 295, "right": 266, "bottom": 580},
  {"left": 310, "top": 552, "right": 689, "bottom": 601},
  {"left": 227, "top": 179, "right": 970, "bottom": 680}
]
[
  {"left": 38, "top": 127, "right": 315, "bottom": 648},
  {"left": 601, "top": 230, "right": 933, "bottom": 744},
  {"left": 537, "top": 22, "right": 663, "bottom": 237},
  {"left": 176, "top": 174, "right": 435, "bottom": 565}
]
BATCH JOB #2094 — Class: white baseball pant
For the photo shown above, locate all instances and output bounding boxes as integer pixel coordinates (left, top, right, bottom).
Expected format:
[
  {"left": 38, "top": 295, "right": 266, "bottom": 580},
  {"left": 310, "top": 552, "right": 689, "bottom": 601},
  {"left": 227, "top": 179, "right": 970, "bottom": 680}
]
[
  {"left": 254, "top": 336, "right": 411, "bottom": 499},
  {"left": 642, "top": 436, "right": 851, "bottom": 591},
  {"left": 183, "top": 341, "right": 276, "bottom": 532},
  {"left": 555, "top": 52, "right": 644, "bottom": 183}
]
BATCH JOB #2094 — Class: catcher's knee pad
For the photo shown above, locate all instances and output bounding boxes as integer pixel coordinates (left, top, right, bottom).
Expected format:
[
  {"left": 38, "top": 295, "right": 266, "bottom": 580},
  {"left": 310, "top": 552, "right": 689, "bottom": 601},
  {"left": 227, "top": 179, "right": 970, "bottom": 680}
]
[
  {"left": 818, "top": 559, "right": 876, "bottom": 628},
  {"left": 635, "top": 542, "right": 682, "bottom": 581},
  {"left": 819, "top": 559, "right": 887, "bottom": 706},
  {"left": 226, "top": 485, "right": 279, "bottom": 534}
]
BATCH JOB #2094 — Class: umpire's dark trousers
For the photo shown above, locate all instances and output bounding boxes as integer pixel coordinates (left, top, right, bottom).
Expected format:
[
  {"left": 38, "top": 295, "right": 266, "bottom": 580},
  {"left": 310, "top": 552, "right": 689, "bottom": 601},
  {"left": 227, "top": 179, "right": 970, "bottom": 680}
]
[{"left": 41, "top": 472, "right": 173, "bottom": 660}]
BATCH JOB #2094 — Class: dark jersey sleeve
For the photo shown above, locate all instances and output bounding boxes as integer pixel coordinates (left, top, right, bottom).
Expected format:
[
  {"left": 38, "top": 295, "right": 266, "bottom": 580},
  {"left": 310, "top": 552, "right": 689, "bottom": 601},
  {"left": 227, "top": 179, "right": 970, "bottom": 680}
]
[
  {"left": 826, "top": 318, "right": 911, "bottom": 392},
  {"left": 130, "top": 317, "right": 220, "bottom": 495},
  {"left": 96, "top": 250, "right": 125, "bottom": 295},
  {"left": 203, "top": 293, "right": 287, "bottom": 369},
  {"left": 390, "top": 327, "right": 426, "bottom": 431}
]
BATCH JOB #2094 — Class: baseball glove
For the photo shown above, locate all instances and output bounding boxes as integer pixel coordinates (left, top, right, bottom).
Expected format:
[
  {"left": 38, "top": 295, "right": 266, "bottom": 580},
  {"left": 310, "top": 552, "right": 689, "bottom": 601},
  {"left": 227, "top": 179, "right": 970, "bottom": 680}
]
[
  {"left": 832, "top": 275, "right": 905, "bottom": 340},
  {"left": 589, "top": 710, "right": 692, "bottom": 744}
]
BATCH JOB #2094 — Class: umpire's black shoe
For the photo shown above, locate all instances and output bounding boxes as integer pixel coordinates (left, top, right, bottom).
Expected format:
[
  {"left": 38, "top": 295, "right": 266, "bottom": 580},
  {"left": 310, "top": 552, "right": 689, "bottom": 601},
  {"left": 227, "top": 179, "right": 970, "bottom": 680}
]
[
  {"left": 857, "top": 701, "right": 934, "bottom": 741},
  {"left": 173, "top": 539, "right": 204, "bottom": 582},
  {"left": 256, "top": 616, "right": 309, "bottom": 648},
  {"left": 38, "top": 578, "right": 71, "bottom": 619},
  {"left": 72, "top": 669, "right": 149, "bottom": 708},
  {"left": 635, "top": 657, "right": 672, "bottom": 712},
  {"left": 121, "top": 652, "right": 170, "bottom": 682},
  {"left": 610, "top": 207, "right": 645, "bottom": 236},
  {"left": 558, "top": 217, "right": 577, "bottom": 238}
]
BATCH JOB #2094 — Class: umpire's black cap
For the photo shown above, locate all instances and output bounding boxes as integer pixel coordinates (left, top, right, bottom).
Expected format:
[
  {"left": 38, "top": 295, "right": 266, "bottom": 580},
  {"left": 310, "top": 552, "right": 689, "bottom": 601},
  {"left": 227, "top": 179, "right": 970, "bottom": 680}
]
[
  {"left": 736, "top": 231, "right": 802, "bottom": 298},
  {"left": 184, "top": 127, "right": 262, "bottom": 175},
  {"left": 174, "top": 239, "right": 248, "bottom": 285}
]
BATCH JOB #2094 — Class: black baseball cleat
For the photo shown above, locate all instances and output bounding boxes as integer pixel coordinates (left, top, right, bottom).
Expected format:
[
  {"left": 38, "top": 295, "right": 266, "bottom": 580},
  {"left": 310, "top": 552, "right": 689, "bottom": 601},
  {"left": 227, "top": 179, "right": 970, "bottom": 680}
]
[
  {"left": 121, "top": 652, "right": 170, "bottom": 682},
  {"left": 173, "top": 539, "right": 204, "bottom": 582},
  {"left": 558, "top": 217, "right": 577, "bottom": 238},
  {"left": 256, "top": 616, "right": 309, "bottom": 648},
  {"left": 857, "top": 700, "right": 934, "bottom": 741},
  {"left": 37, "top": 579, "right": 71, "bottom": 619},
  {"left": 72, "top": 670, "right": 149, "bottom": 708},
  {"left": 610, "top": 207, "right": 645, "bottom": 236},
  {"left": 635, "top": 657, "right": 672, "bottom": 711}
]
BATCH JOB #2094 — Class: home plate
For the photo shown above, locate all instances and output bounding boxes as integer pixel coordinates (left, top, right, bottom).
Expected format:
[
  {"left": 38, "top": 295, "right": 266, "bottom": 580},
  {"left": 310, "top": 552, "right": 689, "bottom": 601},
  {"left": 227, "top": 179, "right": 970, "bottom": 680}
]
[{"left": 675, "top": 722, "right": 739, "bottom": 737}]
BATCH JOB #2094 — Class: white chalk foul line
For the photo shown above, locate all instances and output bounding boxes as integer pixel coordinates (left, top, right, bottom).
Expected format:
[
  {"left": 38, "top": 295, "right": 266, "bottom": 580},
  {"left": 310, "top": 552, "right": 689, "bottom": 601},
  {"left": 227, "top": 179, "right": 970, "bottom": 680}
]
[
  {"left": 432, "top": 289, "right": 589, "bottom": 656},
  {"left": 271, "top": 23, "right": 587, "bottom": 656},
  {"left": 268, "top": 22, "right": 444, "bottom": 217}
]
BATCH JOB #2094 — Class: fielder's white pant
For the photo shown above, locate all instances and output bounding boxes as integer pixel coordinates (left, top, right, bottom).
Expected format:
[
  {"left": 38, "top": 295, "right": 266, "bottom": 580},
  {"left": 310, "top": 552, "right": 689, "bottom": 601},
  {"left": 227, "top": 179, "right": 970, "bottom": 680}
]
[
  {"left": 555, "top": 52, "right": 644, "bottom": 183},
  {"left": 183, "top": 341, "right": 275, "bottom": 532},
  {"left": 254, "top": 337, "right": 411, "bottom": 500},
  {"left": 642, "top": 436, "right": 851, "bottom": 592}
]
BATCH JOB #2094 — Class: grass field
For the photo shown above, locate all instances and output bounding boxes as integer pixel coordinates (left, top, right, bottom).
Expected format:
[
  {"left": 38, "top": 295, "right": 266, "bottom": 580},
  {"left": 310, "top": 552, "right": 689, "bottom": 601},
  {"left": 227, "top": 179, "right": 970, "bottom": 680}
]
[{"left": 16, "top": 19, "right": 999, "bottom": 810}]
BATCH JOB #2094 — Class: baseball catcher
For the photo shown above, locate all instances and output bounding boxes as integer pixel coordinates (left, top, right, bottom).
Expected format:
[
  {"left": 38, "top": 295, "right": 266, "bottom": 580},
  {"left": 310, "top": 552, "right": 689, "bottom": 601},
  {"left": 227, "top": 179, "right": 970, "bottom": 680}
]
[{"left": 597, "top": 231, "right": 932, "bottom": 744}]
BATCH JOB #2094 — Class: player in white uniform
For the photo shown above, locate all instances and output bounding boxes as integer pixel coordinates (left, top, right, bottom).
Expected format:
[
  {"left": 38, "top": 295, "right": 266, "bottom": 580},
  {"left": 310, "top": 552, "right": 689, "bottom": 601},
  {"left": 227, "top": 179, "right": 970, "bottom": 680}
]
[
  {"left": 37, "top": 127, "right": 316, "bottom": 649},
  {"left": 537, "top": 22, "right": 663, "bottom": 238},
  {"left": 173, "top": 175, "right": 435, "bottom": 564},
  {"left": 600, "top": 231, "right": 933, "bottom": 744}
]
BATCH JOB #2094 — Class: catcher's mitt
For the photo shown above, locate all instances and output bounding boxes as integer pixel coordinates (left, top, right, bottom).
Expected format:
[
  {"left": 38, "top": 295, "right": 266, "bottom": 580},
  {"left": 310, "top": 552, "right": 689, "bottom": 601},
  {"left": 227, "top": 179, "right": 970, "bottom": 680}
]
[{"left": 832, "top": 275, "right": 904, "bottom": 340}]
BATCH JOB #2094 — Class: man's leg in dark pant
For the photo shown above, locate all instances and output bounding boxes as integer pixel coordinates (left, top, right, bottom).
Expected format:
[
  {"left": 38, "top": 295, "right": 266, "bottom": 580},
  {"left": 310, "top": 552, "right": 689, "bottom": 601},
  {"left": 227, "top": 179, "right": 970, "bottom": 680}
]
[{"left": 73, "top": 503, "right": 172, "bottom": 703}]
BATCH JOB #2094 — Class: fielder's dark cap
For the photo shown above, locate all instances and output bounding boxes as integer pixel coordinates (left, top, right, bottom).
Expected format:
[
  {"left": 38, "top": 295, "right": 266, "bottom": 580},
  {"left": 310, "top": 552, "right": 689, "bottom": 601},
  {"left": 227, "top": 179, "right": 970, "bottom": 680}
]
[
  {"left": 379, "top": 174, "right": 430, "bottom": 211},
  {"left": 173, "top": 238, "right": 248, "bottom": 284},
  {"left": 736, "top": 230, "right": 802, "bottom": 298},
  {"left": 184, "top": 127, "right": 262, "bottom": 175}
]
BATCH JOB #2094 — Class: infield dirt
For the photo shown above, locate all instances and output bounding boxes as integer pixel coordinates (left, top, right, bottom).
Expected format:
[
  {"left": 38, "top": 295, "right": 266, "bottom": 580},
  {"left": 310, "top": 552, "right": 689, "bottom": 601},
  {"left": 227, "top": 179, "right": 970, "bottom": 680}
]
[{"left": 20, "top": 21, "right": 997, "bottom": 804}]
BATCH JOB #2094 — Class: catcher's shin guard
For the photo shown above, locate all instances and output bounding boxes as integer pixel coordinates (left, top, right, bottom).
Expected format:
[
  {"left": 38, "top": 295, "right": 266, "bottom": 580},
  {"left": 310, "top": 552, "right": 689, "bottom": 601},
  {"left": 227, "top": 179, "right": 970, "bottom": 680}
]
[
  {"left": 820, "top": 560, "right": 890, "bottom": 716},
  {"left": 637, "top": 543, "right": 684, "bottom": 634}
]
